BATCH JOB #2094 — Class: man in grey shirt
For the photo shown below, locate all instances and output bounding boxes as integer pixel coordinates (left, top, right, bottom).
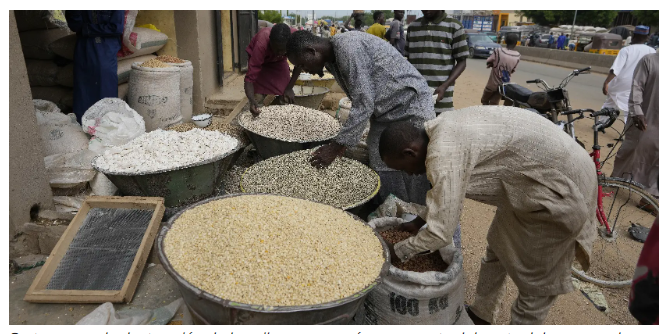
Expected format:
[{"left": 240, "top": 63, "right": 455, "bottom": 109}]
[{"left": 286, "top": 30, "right": 436, "bottom": 206}]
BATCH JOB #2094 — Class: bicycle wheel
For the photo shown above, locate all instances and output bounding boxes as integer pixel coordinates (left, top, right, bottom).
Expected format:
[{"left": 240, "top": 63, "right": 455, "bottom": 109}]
[{"left": 572, "top": 177, "right": 658, "bottom": 288}]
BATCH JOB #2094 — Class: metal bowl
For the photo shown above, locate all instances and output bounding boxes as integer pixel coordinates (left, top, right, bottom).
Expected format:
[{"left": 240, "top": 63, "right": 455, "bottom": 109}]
[
  {"left": 156, "top": 193, "right": 391, "bottom": 325},
  {"left": 292, "top": 85, "right": 329, "bottom": 110},
  {"left": 91, "top": 145, "right": 241, "bottom": 208},
  {"left": 237, "top": 111, "right": 340, "bottom": 160},
  {"left": 239, "top": 154, "right": 381, "bottom": 210}
]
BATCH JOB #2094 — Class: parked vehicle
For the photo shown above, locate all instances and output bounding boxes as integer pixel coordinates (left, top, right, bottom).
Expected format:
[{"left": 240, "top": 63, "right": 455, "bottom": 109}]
[
  {"left": 498, "top": 26, "right": 535, "bottom": 45},
  {"left": 525, "top": 33, "right": 553, "bottom": 48},
  {"left": 588, "top": 33, "right": 623, "bottom": 55},
  {"left": 466, "top": 33, "right": 502, "bottom": 58},
  {"left": 498, "top": 67, "right": 593, "bottom": 146},
  {"left": 576, "top": 32, "right": 596, "bottom": 52},
  {"left": 484, "top": 32, "right": 498, "bottom": 43}
]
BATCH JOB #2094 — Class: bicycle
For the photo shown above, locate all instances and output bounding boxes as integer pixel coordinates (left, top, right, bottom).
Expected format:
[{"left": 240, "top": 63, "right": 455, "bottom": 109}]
[
  {"left": 498, "top": 67, "right": 592, "bottom": 147},
  {"left": 560, "top": 108, "right": 658, "bottom": 288}
]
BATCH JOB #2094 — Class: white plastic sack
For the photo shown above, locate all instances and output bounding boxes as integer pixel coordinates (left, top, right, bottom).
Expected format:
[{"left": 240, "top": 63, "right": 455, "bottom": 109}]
[
  {"left": 54, "top": 55, "right": 156, "bottom": 88},
  {"left": 128, "top": 62, "right": 182, "bottom": 131},
  {"left": 53, "top": 193, "right": 90, "bottom": 214},
  {"left": 82, "top": 98, "right": 146, "bottom": 151},
  {"left": 357, "top": 218, "right": 472, "bottom": 325},
  {"left": 35, "top": 107, "right": 89, "bottom": 156},
  {"left": 76, "top": 298, "right": 192, "bottom": 325},
  {"left": 44, "top": 149, "right": 97, "bottom": 188}
]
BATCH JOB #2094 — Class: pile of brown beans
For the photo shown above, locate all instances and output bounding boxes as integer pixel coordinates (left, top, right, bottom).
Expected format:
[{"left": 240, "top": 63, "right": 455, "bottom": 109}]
[{"left": 380, "top": 228, "right": 448, "bottom": 273}]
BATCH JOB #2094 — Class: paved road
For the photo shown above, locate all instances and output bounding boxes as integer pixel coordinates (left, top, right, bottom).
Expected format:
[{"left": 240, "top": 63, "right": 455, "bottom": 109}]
[{"left": 464, "top": 57, "right": 608, "bottom": 110}]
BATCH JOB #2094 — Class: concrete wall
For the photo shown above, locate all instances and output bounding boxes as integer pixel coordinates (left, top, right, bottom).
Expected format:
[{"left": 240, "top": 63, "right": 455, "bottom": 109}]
[
  {"left": 174, "top": 10, "right": 221, "bottom": 116},
  {"left": 515, "top": 46, "right": 617, "bottom": 74},
  {"left": 135, "top": 10, "right": 178, "bottom": 57},
  {"left": 221, "top": 10, "right": 233, "bottom": 73},
  {"left": 8, "top": 11, "right": 54, "bottom": 238}
]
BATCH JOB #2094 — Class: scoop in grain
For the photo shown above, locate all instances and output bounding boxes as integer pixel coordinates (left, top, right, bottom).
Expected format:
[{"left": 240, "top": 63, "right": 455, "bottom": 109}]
[{"left": 380, "top": 228, "right": 448, "bottom": 273}]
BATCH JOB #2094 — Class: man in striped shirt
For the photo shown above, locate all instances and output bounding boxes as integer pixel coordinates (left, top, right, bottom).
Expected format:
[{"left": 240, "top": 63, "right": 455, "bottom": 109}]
[{"left": 406, "top": 10, "right": 469, "bottom": 114}]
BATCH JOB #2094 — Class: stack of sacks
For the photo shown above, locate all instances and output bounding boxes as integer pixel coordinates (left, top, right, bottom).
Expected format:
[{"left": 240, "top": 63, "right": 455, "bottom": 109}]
[{"left": 17, "top": 10, "right": 75, "bottom": 112}]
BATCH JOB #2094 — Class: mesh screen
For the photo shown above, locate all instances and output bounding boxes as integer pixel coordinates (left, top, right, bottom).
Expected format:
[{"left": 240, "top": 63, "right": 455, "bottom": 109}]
[{"left": 47, "top": 208, "right": 153, "bottom": 291}]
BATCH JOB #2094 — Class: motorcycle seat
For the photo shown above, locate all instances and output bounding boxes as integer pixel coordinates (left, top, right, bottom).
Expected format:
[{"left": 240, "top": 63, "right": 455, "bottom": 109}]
[{"left": 503, "top": 83, "right": 534, "bottom": 103}]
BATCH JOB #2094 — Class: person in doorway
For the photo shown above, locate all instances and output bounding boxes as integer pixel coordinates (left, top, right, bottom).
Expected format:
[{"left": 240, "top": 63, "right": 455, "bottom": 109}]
[
  {"left": 286, "top": 30, "right": 435, "bottom": 210},
  {"left": 406, "top": 10, "right": 469, "bottom": 115},
  {"left": 601, "top": 25, "right": 656, "bottom": 123},
  {"left": 387, "top": 10, "right": 406, "bottom": 56},
  {"left": 366, "top": 11, "right": 387, "bottom": 40},
  {"left": 610, "top": 53, "right": 659, "bottom": 204},
  {"left": 481, "top": 33, "right": 521, "bottom": 105},
  {"left": 377, "top": 106, "right": 598, "bottom": 325},
  {"left": 65, "top": 10, "right": 124, "bottom": 123},
  {"left": 556, "top": 33, "right": 566, "bottom": 50},
  {"left": 548, "top": 33, "right": 555, "bottom": 48},
  {"left": 244, "top": 23, "right": 302, "bottom": 115}
]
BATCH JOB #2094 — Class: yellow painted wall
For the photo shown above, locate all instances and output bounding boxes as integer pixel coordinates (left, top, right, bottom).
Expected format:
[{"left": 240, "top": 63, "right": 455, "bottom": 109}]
[
  {"left": 221, "top": 10, "right": 233, "bottom": 72},
  {"left": 135, "top": 10, "right": 178, "bottom": 56}
]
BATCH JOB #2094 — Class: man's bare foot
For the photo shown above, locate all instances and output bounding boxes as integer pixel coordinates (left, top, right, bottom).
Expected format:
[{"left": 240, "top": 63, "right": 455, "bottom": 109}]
[{"left": 466, "top": 306, "right": 491, "bottom": 325}]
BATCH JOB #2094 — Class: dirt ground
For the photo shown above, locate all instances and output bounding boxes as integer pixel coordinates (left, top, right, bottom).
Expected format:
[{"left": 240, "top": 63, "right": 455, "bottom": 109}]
[{"left": 452, "top": 66, "right": 638, "bottom": 325}]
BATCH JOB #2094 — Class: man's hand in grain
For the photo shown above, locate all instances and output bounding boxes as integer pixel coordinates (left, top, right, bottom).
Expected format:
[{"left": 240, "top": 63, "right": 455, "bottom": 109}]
[
  {"left": 310, "top": 142, "right": 346, "bottom": 169},
  {"left": 250, "top": 103, "right": 260, "bottom": 116}
]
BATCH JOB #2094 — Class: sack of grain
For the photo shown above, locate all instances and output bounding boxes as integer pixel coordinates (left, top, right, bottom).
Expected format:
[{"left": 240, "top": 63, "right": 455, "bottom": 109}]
[
  {"left": 25, "top": 59, "right": 61, "bottom": 87},
  {"left": 35, "top": 106, "right": 89, "bottom": 156},
  {"left": 337, "top": 97, "right": 351, "bottom": 124},
  {"left": 117, "top": 27, "right": 169, "bottom": 60},
  {"left": 31, "top": 86, "right": 74, "bottom": 112},
  {"left": 118, "top": 83, "right": 129, "bottom": 101},
  {"left": 44, "top": 149, "right": 97, "bottom": 189},
  {"left": 50, "top": 26, "right": 168, "bottom": 61},
  {"left": 83, "top": 98, "right": 146, "bottom": 151},
  {"left": 354, "top": 218, "right": 473, "bottom": 325},
  {"left": 54, "top": 54, "right": 156, "bottom": 88},
  {"left": 14, "top": 10, "right": 68, "bottom": 32},
  {"left": 20, "top": 28, "right": 73, "bottom": 59},
  {"left": 162, "top": 60, "right": 193, "bottom": 123},
  {"left": 128, "top": 62, "right": 182, "bottom": 131}
]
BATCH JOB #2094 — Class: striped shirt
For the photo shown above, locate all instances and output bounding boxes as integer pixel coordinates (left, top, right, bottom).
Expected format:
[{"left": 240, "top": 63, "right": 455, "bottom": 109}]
[{"left": 405, "top": 13, "right": 469, "bottom": 113}]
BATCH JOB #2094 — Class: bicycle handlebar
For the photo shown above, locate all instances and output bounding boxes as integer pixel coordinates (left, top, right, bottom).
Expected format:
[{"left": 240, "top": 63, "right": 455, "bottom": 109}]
[
  {"left": 576, "top": 67, "right": 591, "bottom": 74},
  {"left": 592, "top": 108, "right": 620, "bottom": 130},
  {"left": 526, "top": 79, "right": 539, "bottom": 84},
  {"left": 561, "top": 109, "right": 594, "bottom": 116}
]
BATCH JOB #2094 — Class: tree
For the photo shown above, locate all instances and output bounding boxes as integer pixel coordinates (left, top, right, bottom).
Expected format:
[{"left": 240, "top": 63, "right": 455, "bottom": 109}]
[
  {"left": 521, "top": 10, "right": 618, "bottom": 27},
  {"left": 258, "top": 10, "right": 283, "bottom": 24},
  {"left": 633, "top": 10, "right": 659, "bottom": 27}
]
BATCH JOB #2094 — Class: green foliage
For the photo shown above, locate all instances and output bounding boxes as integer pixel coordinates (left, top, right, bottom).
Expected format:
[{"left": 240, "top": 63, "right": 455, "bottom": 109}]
[
  {"left": 521, "top": 10, "right": 618, "bottom": 27},
  {"left": 258, "top": 10, "right": 283, "bottom": 24},
  {"left": 633, "top": 10, "right": 659, "bottom": 27}
]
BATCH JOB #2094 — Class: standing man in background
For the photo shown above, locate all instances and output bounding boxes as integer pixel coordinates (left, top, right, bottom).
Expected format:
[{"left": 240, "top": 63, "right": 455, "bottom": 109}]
[
  {"left": 406, "top": 10, "right": 469, "bottom": 115},
  {"left": 345, "top": 12, "right": 366, "bottom": 32},
  {"left": 387, "top": 10, "right": 406, "bottom": 55},
  {"left": 611, "top": 53, "right": 659, "bottom": 204},
  {"left": 481, "top": 33, "right": 521, "bottom": 105},
  {"left": 601, "top": 25, "right": 656, "bottom": 123},
  {"left": 366, "top": 11, "right": 387, "bottom": 40},
  {"left": 548, "top": 33, "right": 555, "bottom": 48},
  {"left": 65, "top": 10, "right": 124, "bottom": 123},
  {"left": 556, "top": 33, "right": 566, "bottom": 50}
]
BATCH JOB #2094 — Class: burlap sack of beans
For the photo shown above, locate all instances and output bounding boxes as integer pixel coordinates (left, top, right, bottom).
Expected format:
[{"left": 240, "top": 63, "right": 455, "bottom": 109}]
[
  {"left": 15, "top": 10, "right": 68, "bottom": 32},
  {"left": 31, "top": 86, "right": 74, "bottom": 112},
  {"left": 25, "top": 59, "right": 61, "bottom": 87},
  {"left": 51, "top": 26, "right": 168, "bottom": 61},
  {"left": 163, "top": 60, "right": 193, "bottom": 122},
  {"left": 20, "top": 28, "right": 73, "bottom": 60},
  {"left": 128, "top": 62, "right": 182, "bottom": 131},
  {"left": 118, "top": 83, "right": 129, "bottom": 101},
  {"left": 352, "top": 219, "right": 473, "bottom": 325},
  {"left": 55, "top": 54, "right": 156, "bottom": 87}
]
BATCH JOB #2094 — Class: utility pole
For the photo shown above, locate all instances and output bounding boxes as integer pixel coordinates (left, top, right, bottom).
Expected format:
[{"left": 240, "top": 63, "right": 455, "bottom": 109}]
[{"left": 571, "top": 10, "right": 577, "bottom": 36}]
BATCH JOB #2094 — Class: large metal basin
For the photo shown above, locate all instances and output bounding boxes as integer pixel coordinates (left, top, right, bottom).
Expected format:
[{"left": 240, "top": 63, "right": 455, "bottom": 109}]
[
  {"left": 156, "top": 193, "right": 390, "bottom": 325},
  {"left": 92, "top": 146, "right": 241, "bottom": 208},
  {"left": 238, "top": 112, "right": 340, "bottom": 160},
  {"left": 292, "top": 85, "right": 329, "bottom": 110}
]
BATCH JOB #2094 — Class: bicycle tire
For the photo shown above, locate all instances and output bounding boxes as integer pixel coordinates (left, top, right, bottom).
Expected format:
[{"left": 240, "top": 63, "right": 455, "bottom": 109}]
[{"left": 571, "top": 177, "right": 658, "bottom": 288}]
